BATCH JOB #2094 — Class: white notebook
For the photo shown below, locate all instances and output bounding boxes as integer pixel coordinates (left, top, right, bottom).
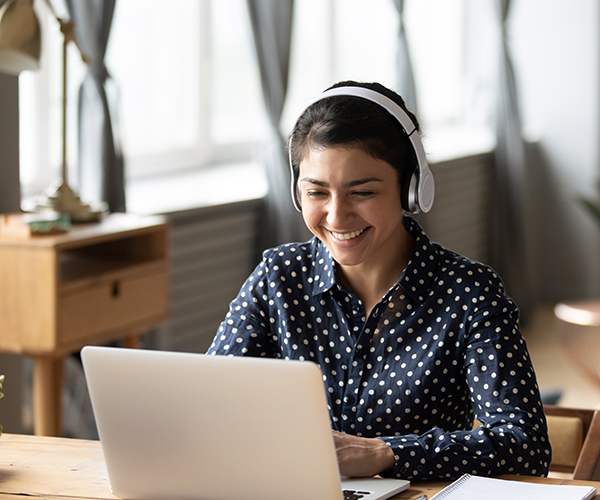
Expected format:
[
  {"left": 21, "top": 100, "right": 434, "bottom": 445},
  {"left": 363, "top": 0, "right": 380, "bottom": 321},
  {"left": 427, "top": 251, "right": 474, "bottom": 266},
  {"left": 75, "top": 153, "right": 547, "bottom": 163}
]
[{"left": 431, "top": 474, "right": 596, "bottom": 500}]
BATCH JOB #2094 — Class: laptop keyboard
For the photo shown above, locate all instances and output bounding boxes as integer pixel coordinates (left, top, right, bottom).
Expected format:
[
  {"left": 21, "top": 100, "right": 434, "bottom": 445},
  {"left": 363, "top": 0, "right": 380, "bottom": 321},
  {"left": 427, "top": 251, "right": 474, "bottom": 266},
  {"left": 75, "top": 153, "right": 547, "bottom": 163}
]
[{"left": 343, "top": 489, "right": 373, "bottom": 499}]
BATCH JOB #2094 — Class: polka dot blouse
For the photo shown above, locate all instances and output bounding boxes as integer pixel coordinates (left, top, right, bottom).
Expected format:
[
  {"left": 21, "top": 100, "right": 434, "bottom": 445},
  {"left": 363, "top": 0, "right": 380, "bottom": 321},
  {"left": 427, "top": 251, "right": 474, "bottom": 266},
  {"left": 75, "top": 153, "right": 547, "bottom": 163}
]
[{"left": 208, "top": 216, "right": 551, "bottom": 480}]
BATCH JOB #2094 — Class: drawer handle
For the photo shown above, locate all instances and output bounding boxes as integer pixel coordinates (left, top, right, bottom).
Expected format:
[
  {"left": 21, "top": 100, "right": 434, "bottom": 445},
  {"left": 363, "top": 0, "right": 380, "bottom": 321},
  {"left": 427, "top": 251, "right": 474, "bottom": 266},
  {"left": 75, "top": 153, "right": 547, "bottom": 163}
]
[{"left": 111, "top": 281, "right": 120, "bottom": 298}]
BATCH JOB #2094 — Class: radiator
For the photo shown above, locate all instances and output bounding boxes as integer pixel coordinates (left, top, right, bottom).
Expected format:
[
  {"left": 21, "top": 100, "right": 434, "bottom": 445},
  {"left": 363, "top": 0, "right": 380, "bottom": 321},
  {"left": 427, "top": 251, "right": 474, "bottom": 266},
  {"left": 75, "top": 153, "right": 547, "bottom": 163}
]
[
  {"left": 148, "top": 199, "right": 263, "bottom": 353},
  {"left": 420, "top": 152, "right": 492, "bottom": 264}
]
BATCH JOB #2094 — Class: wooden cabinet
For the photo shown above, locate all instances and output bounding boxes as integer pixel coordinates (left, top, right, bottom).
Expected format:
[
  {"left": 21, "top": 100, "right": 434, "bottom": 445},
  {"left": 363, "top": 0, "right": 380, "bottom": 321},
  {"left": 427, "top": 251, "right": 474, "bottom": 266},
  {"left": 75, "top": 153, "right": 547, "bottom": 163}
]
[{"left": 0, "top": 213, "right": 169, "bottom": 436}]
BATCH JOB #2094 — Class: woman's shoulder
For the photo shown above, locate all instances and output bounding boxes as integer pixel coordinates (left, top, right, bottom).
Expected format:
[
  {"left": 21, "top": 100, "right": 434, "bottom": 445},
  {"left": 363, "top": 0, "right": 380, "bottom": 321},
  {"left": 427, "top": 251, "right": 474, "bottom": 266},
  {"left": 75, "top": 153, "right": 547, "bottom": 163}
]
[
  {"left": 432, "top": 242, "right": 504, "bottom": 289},
  {"left": 260, "top": 237, "right": 320, "bottom": 267},
  {"left": 406, "top": 216, "right": 503, "bottom": 289}
]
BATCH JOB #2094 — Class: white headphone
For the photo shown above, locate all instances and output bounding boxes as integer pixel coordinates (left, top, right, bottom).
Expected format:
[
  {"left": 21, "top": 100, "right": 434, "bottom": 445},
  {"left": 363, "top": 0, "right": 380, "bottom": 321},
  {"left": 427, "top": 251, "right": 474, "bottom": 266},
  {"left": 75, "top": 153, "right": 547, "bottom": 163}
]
[{"left": 289, "top": 86, "right": 435, "bottom": 214}]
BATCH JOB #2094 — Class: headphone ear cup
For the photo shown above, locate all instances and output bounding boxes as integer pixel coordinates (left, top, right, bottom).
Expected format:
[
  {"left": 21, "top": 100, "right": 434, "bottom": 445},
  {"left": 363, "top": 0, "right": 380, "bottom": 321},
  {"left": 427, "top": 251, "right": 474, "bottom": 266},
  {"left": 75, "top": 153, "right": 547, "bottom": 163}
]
[{"left": 402, "top": 171, "right": 419, "bottom": 213}]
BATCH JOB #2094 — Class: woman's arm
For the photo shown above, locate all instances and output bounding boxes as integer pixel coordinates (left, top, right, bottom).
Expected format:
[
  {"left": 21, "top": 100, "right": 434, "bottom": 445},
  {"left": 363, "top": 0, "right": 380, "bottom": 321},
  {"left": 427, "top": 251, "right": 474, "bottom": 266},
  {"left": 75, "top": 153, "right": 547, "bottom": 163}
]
[
  {"left": 374, "top": 295, "right": 551, "bottom": 481},
  {"left": 207, "top": 256, "right": 277, "bottom": 357}
]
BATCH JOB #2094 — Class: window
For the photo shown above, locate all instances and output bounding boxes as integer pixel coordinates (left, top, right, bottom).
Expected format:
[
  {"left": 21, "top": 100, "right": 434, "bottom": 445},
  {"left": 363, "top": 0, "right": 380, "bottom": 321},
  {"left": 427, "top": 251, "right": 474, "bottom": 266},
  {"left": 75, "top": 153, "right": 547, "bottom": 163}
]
[
  {"left": 19, "top": 0, "right": 495, "bottom": 202},
  {"left": 106, "top": 0, "right": 267, "bottom": 177},
  {"left": 282, "top": 0, "right": 400, "bottom": 131},
  {"left": 20, "top": 0, "right": 267, "bottom": 199}
]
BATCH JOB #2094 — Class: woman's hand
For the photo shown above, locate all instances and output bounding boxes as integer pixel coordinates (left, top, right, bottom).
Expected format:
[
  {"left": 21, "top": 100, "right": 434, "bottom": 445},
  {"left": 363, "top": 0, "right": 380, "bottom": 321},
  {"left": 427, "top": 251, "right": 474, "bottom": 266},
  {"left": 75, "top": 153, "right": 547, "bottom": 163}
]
[{"left": 332, "top": 430, "right": 395, "bottom": 477}]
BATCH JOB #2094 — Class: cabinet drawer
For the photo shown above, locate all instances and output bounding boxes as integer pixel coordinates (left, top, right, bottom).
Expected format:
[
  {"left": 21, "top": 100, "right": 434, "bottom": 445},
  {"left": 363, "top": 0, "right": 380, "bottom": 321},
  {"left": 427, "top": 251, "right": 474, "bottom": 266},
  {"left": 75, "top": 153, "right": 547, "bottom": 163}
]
[{"left": 58, "top": 271, "right": 169, "bottom": 348}]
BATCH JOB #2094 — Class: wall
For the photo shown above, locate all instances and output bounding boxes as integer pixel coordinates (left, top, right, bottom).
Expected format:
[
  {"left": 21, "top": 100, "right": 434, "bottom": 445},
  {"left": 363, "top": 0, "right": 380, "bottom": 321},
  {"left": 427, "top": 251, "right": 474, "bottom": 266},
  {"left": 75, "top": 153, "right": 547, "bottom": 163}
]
[
  {"left": 512, "top": 0, "right": 600, "bottom": 301},
  {"left": 0, "top": 72, "right": 23, "bottom": 433}
]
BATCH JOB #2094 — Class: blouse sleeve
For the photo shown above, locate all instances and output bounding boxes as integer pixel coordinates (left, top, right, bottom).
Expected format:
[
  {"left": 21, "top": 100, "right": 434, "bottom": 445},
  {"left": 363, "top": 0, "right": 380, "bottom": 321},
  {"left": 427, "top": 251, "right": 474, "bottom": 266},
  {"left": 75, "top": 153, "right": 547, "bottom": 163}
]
[
  {"left": 378, "top": 287, "right": 551, "bottom": 480},
  {"left": 207, "top": 252, "right": 278, "bottom": 358}
]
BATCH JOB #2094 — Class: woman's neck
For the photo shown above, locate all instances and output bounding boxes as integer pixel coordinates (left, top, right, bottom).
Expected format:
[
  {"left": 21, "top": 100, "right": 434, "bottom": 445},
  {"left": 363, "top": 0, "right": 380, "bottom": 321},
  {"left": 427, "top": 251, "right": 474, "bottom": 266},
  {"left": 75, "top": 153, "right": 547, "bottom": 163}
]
[{"left": 337, "top": 236, "right": 415, "bottom": 317}]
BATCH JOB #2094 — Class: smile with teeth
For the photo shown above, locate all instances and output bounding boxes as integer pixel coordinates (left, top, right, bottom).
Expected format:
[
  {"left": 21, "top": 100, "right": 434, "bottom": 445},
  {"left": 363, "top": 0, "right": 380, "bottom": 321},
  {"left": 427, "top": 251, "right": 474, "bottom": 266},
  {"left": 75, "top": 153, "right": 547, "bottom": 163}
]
[{"left": 330, "top": 228, "right": 367, "bottom": 241}]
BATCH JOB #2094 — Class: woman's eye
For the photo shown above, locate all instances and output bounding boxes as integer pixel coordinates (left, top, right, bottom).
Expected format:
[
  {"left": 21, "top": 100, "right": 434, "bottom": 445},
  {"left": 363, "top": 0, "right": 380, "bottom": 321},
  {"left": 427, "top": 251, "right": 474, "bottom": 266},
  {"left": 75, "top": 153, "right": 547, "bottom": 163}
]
[
  {"left": 306, "top": 190, "right": 326, "bottom": 198},
  {"left": 353, "top": 191, "right": 374, "bottom": 197}
]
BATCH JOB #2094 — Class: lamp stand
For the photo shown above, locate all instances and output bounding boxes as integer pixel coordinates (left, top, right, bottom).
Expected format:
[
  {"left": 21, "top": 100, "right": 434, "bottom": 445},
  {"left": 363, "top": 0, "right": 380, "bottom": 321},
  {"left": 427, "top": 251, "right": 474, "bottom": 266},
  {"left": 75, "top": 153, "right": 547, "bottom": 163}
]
[{"left": 35, "top": 15, "right": 104, "bottom": 223}]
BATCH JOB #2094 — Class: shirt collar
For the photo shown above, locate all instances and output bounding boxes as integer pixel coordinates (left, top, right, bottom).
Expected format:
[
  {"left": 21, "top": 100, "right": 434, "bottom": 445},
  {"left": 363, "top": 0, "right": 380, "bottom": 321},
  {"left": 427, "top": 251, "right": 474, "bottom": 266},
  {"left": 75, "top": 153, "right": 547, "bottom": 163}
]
[
  {"left": 311, "top": 238, "right": 338, "bottom": 295},
  {"left": 399, "top": 216, "right": 439, "bottom": 305},
  {"left": 309, "top": 216, "right": 439, "bottom": 302}
]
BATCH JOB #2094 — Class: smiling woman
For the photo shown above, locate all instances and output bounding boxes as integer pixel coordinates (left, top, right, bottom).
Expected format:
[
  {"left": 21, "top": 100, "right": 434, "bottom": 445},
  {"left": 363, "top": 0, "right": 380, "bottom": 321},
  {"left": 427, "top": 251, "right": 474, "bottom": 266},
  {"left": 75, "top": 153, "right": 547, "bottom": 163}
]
[
  {"left": 207, "top": 81, "right": 551, "bottom": 482},
  {"left": 298, "top": 146, "right": 411, "bottom": 313}
]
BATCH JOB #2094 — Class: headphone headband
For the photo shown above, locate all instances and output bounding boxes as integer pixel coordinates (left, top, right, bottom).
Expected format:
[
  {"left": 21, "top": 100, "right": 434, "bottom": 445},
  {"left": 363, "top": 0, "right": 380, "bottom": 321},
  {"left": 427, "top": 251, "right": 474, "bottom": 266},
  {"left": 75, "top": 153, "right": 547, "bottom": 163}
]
[{"left": 289, "top": 86, "right": 435, "bottom": 213}]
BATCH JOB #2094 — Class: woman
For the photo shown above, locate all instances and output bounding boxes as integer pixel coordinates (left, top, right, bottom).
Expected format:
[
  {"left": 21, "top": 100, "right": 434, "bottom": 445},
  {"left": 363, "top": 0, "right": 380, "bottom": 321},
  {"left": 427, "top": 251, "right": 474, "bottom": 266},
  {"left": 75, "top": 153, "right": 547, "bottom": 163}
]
[{"left": 208, "top": 81, "right": 551, "bottom": 480}]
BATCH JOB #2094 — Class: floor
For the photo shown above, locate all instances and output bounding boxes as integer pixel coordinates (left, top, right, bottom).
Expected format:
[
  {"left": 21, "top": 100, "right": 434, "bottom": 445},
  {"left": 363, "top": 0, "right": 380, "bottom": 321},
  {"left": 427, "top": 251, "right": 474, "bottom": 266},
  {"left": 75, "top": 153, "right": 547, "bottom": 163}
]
[{"left": 524, "top": 303, "right": 600, "bottom": 409}]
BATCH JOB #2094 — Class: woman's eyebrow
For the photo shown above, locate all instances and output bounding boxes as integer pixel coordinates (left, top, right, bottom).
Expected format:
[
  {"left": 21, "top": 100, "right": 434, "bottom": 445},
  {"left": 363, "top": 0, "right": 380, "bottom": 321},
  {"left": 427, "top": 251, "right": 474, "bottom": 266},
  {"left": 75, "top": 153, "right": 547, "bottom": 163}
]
[
  {"left": 346, "top": 177, "right": 384, "bottom": 187},
  {"left": 299, "top": 177, "right": 328, "bottom": 187},
  {"left": 299, "top": 177, "right": 384, "bottom": 187}
]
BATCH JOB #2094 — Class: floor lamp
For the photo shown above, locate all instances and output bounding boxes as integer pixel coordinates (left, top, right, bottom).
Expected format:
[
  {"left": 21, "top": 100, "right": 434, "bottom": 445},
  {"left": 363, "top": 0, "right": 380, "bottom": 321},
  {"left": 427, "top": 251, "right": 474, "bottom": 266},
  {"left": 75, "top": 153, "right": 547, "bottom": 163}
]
[{"left": 0, "top": 0, "right": 103, "bottom": 222}]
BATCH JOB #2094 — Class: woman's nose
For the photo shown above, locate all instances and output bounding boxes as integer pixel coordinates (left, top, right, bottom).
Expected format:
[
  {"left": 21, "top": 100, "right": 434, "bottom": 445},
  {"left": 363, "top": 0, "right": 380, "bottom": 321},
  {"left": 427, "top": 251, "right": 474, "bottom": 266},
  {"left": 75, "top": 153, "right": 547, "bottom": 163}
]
[{"left": 327, "top": 197, "right": 352, "bottom": 227}]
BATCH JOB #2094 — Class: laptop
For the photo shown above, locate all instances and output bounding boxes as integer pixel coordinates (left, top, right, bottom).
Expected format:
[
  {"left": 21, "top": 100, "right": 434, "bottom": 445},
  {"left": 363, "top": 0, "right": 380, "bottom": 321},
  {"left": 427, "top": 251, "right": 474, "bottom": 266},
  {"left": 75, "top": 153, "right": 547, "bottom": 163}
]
[{"left": 81, "top": 346, "right": 410, "bottom": 500}]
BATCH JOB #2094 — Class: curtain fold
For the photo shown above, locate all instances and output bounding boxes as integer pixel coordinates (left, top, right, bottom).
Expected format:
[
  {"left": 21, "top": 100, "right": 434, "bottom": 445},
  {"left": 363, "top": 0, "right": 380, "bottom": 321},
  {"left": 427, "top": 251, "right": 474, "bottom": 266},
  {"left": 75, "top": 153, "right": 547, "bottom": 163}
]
[
  {"left": 0, "top": 72, "right": 20, "bottom": 212},
  {"left": 65, "top": 0, "right": 125, "bottom": 213},
  {"left": 392, "top": 0, "right": 417, "bottom": 113},
  {"left": 246, "top": 0, "right": 307, "bottom": 248},
  {"left": 491, "top": 0, "right": 532, "bottom": 318}
]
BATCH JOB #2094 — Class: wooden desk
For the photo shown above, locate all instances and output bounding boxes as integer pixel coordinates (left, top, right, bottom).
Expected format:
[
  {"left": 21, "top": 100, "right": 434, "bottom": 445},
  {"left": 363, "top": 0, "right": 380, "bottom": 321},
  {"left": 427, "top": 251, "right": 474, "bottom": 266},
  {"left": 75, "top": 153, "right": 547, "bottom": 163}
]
[
  {"left": 0, "top": 214, "right": 169, "bottom": 436},
  {"left": 0, "top": 434, "right": 599, "bottom": 500}
]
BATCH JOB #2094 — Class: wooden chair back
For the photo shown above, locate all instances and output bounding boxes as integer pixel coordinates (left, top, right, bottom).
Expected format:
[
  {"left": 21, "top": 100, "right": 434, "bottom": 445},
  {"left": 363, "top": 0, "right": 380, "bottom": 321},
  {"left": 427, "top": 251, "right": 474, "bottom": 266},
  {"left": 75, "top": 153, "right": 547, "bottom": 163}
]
[{"left": 544, "top": 405, "right": 600, "bottom": 480}]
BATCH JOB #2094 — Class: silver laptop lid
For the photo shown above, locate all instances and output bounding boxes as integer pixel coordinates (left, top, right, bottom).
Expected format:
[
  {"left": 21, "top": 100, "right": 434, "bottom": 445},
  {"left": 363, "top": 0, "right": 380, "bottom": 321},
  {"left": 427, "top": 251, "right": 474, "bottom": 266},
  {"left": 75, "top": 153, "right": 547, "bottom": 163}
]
[
  {"left": 82, "top": 347, "right": 344, "bottom": 500},
  {"left": 81, "top": 346, "right": 409, "bottom": 500}
]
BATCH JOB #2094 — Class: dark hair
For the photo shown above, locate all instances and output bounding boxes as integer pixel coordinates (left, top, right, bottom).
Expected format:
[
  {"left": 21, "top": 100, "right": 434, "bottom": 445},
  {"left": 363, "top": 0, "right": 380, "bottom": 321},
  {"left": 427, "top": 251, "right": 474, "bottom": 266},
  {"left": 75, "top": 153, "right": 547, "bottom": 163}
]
[{"left": 289, "top": 81, "right": 421, "bottom": 210}]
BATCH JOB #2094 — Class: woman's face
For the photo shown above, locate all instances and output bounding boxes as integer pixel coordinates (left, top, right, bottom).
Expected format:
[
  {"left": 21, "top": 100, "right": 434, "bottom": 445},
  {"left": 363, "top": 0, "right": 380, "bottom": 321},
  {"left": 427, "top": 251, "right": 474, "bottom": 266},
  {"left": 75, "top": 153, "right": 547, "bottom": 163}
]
[{"left": 298, "top": 146, "right": 409, "bottom": 272}]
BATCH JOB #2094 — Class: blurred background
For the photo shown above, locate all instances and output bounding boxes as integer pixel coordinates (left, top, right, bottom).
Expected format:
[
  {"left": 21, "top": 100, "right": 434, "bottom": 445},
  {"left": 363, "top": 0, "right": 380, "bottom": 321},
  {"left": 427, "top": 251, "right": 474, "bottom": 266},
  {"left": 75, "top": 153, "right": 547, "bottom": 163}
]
[{"left": 1, "top": 0, "right": 600, "bottom": 437}]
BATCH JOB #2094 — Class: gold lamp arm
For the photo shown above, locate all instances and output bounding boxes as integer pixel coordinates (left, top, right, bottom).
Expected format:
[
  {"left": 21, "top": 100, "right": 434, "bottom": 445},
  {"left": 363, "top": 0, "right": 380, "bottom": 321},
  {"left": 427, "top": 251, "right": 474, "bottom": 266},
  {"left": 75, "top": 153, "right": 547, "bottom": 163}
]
[
  {"left": 40, "top": 0, "right": 88, "bottom": 186},
  {"left": 41, "top": 11, "right": 102, "bottom": 222},
  {"left": 38, "top": 0, "right": 103, "bottom": 221},
  {"left": 41, "top": 0, "right": 88, "bottom": 63}
]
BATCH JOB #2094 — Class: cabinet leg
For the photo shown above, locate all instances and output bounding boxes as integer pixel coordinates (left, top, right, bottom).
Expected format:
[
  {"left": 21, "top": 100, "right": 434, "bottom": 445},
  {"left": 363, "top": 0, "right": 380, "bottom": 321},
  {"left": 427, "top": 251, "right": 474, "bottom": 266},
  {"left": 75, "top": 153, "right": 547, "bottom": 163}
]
[{"left": 32, "top": 356, "right": 63, "bottom": 437}]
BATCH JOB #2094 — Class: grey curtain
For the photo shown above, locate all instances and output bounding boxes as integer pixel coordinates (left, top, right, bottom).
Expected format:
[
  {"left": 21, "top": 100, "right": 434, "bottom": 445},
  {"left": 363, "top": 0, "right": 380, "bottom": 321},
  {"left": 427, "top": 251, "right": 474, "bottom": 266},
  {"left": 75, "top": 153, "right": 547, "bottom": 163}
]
[
  {"left": 247, "top": 0, "right": 307, "bottom": 248},
  {"left": 64, "top": 0, "right": 125, "bottom": 213},
  {"left": 0, "top": 72, "right": 20, "bottom": 212},
  {"left": 392, "top": 0, "right": 417, "bottom": 113},
  {"left": 491, "top": 0, "right": 531, "bottom": 318}
]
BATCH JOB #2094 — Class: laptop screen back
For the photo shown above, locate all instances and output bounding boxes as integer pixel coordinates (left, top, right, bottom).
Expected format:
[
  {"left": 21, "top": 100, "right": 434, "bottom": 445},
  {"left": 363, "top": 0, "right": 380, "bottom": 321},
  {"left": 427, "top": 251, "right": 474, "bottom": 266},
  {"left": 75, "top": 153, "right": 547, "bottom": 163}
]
[{"left": 82, "top": 347, "right": 344, "bottom": 500}]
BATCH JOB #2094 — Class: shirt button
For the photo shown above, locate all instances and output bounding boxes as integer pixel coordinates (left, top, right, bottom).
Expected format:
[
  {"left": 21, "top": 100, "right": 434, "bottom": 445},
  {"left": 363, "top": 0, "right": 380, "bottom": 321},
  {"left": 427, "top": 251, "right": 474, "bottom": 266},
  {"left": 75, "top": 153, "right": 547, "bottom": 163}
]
[
  {"left": 400, "top": 467, "right": 408, "bottom": 473},
  {"left": 345, "top": 396, "right": 356, "bottom": 405}
]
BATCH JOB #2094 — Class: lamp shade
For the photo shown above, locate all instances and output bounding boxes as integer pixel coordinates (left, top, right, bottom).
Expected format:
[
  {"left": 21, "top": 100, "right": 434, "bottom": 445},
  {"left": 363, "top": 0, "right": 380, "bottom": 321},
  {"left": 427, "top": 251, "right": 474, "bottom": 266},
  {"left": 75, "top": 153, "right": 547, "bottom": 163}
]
[{"left": 0, "top": 0, "right": 41, "bottom": 75}]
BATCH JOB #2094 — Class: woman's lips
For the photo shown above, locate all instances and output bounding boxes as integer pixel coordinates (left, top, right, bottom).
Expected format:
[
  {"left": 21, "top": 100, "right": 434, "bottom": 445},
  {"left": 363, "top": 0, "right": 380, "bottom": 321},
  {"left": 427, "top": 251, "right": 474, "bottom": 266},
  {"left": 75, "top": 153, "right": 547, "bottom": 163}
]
[{"left": 329, "top": 227, "right": 368, "bottom": 241}]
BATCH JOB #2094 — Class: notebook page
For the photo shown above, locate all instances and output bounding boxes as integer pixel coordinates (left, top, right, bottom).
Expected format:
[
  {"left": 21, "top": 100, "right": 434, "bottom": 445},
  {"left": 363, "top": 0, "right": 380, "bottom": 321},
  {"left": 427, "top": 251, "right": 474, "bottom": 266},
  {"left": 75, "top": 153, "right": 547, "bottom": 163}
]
[{"left": 431, "top": 474, "right": 596, "bottom": 500}]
